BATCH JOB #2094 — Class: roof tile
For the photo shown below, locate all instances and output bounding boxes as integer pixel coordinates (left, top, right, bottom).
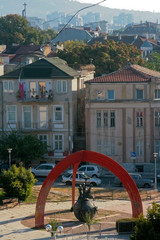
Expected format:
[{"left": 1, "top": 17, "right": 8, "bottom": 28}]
[{"left": 85, "top": 64, "right": 160, "bottom": 83}]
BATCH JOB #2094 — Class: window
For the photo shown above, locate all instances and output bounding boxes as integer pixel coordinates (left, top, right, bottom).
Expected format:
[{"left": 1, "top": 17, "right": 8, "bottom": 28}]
[
  {"left": 79, "top": 167, "right": 86, "bottom": 172},
  {"left": 97, "top": 90, "right": 105, "bottom": 100},
  {"left": 136, "top": 112, "right": 143, "bottom": 127},
  {"left": 136, "top": 165, "right": 144, "bottom": 173},
  {"left": 57, "top": 80, "right": 67, "bottom": 93},
  {"left": 110, "top": 111, "right": 115, "bottom": 127},
  {"left": 53, "top": 134, "right": 64, "bottom": 151},
  {"left": 155, "top": 111, "right": 160, "bottom": 127},
  {"left": 39, "top": 81, "right": 46, "bottom": 98},
  {"left": 104, "top": 139, "right": 115, "bottom": 156},
  {"left": 30, "top": 82, "right": 36, "bottom": 97},
  {"left": 53, "top": 105, "right": 63, "bottom": 122},
  {"left": 155, "top": 140, "right": 160, "bottom": 158},
  {"left": 97, "top": 139, "right": 102, "bottom": 153},
  {"left": 3, "top": 81, "right": 14, "bottom": 92},
  {"left": 136, "top": 89, "right": 143, "bottom": 100},
  {"left": 108, "top": 90, "right": 115, "bottom": 100},
  {"left": 22, "top": 106, "right": 32, "bottom": 128},
  {"left": 7, "top": 105, "right": 17, "bottom": 123},
  {"left": 155, "top": 89, "right": 160, "bottom": 99},
  {"left": 110, "top": 140, "right": 115, "bottom": 155},
  {"left": 103, "top": 112, "right": 108, "bottom": 127},
  {"left": 96, "top": 111, "right": 102, "bottom": 128},
  {"left": 39, "top": 106, "right": 48, "bottom": 128},
  {"left": 136, "top": 141, "right": 143, "bottom": 156},
  {"left": 96, "top": 110, "right": 115, "bottom": 128},
  {"left": 38, "top": 134, "right": 48, "bottom": 145}
]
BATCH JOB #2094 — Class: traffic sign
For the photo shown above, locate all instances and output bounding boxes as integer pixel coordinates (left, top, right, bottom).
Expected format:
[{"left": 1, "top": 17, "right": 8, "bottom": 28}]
[{"left": 131, "top": 152, "right": 136, "bottom": 159}]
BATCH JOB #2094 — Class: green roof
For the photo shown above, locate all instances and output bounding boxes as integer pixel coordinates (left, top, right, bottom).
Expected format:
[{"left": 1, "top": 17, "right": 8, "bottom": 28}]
[{"left": 0, "top": 57, "right": 79, "bottom": 79}]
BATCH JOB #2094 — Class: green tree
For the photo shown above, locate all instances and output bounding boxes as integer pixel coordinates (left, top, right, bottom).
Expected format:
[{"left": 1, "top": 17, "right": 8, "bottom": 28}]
[
  {"left": 41, "top": 29, "right": 57, "bottom": 43},
  {"left": 0, "top": 14, "right": 28, "bottom": 45},
  {"left": 143, "top": 52, "right": 160, "bottom": 72},
  {"left": 0, "top": 132, "right": 48, "bottom": 167},
  {"left": 0, "top": 14, "right": 57, "bottom": 45},
  {"left": 56, "top": 39, "right": 144, "bottom": 76},
  {"left": 1, "top": 163, "right": 36, "bottom": 201}
]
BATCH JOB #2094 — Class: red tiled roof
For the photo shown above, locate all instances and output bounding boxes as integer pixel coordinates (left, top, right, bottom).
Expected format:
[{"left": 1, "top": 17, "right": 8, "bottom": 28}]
[{"left": 85, "top": 64, "right": 160, "bottom": 83}]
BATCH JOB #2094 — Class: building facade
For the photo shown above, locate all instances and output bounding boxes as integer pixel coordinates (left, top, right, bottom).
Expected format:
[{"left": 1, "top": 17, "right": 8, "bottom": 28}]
[
  {"left": 85, "top": 64, "right": 160, "bottom": 166},
  {"left": 0, "top": 57, "right": 80, "bottom": 165}
]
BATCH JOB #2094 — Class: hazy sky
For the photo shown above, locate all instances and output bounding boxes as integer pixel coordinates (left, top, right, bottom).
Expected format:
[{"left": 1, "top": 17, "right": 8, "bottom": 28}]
[{"left": 79, "top": 0, "right": 160, "bottom": 13}]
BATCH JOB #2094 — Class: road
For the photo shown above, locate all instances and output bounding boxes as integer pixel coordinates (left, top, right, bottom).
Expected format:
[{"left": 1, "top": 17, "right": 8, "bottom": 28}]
[
  {"left": 35, "top": 175, "right": 160, "bottom": 190},
  {"left": 35, "top": 175, "right": 119, "bottom": 187}
]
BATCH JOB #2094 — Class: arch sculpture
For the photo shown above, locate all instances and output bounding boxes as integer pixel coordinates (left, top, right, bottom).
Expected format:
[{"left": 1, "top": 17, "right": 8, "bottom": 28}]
[{"left": 35, "top": 150, "right": 143, "bottom": 228}]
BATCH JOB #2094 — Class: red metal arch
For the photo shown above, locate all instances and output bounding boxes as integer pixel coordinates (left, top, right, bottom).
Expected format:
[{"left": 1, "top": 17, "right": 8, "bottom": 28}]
[{"left": 35, "top": 150, "right": 143, "bottom": 228}]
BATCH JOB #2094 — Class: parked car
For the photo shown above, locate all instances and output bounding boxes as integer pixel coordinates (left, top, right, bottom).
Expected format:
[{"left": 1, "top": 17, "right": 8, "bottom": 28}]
[
  {"left": 157, "top": 173, "right": 160, "bottom": 181},
  {"left": 113, "top": 173, "right": 154, "bottom": 188},
  {"left": 0, "top": 163, "right": 9, "bottom": 173},
  {"left": 67, "top": 164, "right": 101, "bottom": 178},
  {"left": 62, "top": 172, "right": 101, "bottom": 186},
  {"left": 31, "top": 163, "right": 55, "bottom": 177}
]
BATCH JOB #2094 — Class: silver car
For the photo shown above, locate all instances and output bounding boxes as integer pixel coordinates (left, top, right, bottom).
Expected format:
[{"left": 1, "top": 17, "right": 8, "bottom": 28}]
[
  {"left": 67, "top": 165, "right": 101, "bottom": 178},
  {"left": 31, "top": 163, "right": 55, "bottom": 177},
  {"left": 62, "top": 172, "right": 101, "bottom": 186},
  {"left": 114, "top": 173, "right": 154, "bottom": 188}
]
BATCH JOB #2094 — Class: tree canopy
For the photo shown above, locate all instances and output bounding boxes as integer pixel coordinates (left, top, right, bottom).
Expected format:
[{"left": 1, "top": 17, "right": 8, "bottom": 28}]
[
  {"left": 56, "top": 40, "right": 144, "bottom": 76},
  {"left": 0, "top": 132, "right": 48, "bottom": 166},
  {"left": 143, "top": 52, "right": 160, "bottom": 72},
  {"left": 0, "top": 14, "right": 56, "bottom": 45}
]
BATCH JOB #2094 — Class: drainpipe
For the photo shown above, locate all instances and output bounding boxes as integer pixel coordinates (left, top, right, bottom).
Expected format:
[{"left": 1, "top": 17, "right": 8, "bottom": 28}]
[
  {"left": 65, "top": 98, "right": 71, "bottom": 154},
  {"left": 68, "top": 100, "right": 71, "bottom": 154},
  {"left": 0, "top": 81, "right": 4, "bottom": 135}
]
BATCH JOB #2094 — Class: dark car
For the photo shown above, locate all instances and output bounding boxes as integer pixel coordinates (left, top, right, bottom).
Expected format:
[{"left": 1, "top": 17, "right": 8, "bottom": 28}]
[{"left": 0, "top": 163, "right": 9, "bottom": 173}]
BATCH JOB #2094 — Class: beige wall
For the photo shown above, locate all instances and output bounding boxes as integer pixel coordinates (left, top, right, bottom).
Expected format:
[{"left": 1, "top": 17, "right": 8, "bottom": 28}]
[
  {"left": 0, "top": 76, "right": 78, "bottom": 163},
  {"left": 85, "top": 78, "right": 160, "bottom": 164}
]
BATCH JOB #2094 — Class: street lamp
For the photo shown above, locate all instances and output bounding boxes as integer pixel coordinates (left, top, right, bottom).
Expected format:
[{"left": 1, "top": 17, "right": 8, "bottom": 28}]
[
  {"left": 153, "top": 152, "right": 158, "bottom": 189},
  {"left": 8, "top": 148, "right": 12, "bottom": 168},
  {"left": 46, "top": 224, "right": 63, "bottom": 240}
]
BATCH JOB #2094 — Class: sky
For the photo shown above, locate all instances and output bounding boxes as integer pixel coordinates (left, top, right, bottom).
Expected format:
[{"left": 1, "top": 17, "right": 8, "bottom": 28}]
[{"left": 79, "top": 0, "right": 160, "bottom": 13}]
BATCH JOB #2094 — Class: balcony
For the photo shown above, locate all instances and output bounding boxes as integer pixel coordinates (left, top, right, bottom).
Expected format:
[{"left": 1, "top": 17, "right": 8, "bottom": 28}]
[
  {"left": 16, "top": 89, "right": 53, "bottom": 102},
  {"left": 17, "top": 120, "right": 53, "bottom": 131}
]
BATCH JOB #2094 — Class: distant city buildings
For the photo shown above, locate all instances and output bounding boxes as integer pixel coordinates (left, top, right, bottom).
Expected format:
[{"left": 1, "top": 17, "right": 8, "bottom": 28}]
[
  {"left": 27, "top": 17, "right": 45, "bottom": 30},
  {"left": 113, "top": 12, "right": 133, "bottom": 28}
]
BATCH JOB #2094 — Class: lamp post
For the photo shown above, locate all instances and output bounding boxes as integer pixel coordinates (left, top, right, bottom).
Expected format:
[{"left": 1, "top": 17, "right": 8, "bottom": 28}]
[
  {"left": 153, "top": 152, "right": 158, "bottom": 189},
  {"left": 8, "top": 148, "right": 12, "bottom": 168},
  {"left": 46, "top": 224, "right": 63, "bottom": 240}
]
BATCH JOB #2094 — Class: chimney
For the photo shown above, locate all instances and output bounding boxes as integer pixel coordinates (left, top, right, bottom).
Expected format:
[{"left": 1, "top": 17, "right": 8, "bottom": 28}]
[{"left": 43, "top": 45, "right": 51, "bottom": 56}]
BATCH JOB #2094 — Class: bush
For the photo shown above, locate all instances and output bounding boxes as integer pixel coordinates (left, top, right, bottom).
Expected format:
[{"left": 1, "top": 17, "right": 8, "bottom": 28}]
[
  {"left": 130, "top": 214, "right": 155, "bottom": 240},
  {"left": 147, "top": 201, "right": 160, "bottom": 235},
  {"left": 1, "top": 163, "right": 36, "bottom": 201},
  {"left": 130, "top": 202, "right": 160, "bottom": 240}
]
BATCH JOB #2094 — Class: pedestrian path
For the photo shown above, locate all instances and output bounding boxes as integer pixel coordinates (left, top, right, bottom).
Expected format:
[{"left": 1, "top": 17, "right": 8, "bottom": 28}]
[{"left": 0, "top": 199, "right": 155, "bottom": 240}]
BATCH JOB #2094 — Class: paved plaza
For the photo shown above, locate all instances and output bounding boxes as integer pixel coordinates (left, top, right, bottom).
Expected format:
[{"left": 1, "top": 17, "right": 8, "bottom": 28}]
[{"left": 0, "top": 197, "right": 158, "bottom": 240}]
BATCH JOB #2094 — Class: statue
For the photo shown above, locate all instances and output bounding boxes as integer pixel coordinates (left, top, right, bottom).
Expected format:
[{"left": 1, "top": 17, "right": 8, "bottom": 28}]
[{"left": 73, "top": 183, "right": 97, "bottom": 222}]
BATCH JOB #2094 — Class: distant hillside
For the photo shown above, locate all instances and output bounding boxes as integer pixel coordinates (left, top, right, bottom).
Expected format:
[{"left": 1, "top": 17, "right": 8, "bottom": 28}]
[{"left": 1, "top": 0, "right": 160, "bottom": 24}]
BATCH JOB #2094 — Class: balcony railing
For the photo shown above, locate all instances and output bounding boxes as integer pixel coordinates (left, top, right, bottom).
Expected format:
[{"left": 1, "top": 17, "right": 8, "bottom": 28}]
[{"left": 16, "top": 89, "right": 53, "bottom": 102}]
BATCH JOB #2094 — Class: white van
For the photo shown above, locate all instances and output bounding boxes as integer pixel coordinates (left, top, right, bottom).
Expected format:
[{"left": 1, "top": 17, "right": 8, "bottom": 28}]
[{"left": 67, "top": 165, "right": 101, "bottom": 178}]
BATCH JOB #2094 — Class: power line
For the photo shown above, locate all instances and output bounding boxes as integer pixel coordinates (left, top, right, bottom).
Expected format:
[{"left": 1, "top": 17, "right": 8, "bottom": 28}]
[{"left": 50, "top": 0, "right": 107, "bottom": 43}]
